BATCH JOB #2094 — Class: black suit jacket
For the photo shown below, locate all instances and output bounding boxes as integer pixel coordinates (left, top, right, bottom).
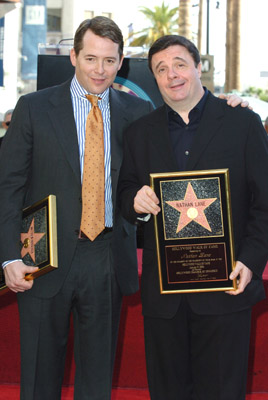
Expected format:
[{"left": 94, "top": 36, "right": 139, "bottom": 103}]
[
  {"left": 118, "top": 92, "right": 268, "bottom": 318},
  {"left": 0, "top": 79, "right": 153, "bottom": 297}
]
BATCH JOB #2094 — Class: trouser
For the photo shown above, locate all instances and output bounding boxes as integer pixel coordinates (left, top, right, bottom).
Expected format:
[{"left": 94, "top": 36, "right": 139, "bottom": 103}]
[
  {"left": 144, "top": 296, "right": 251, "bottom": 400},
  {"left": 18, "top": 233, "right": 122, "bottom": 400}
]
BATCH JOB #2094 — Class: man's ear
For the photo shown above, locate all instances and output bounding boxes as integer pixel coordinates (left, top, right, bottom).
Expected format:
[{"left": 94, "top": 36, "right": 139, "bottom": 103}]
[
  {"left": 197, "top": 62, "right": 202, "bottom": 78},
  {"left": 118, "top": 55, "right": 124, "bottom": 71},
  {"left": 70, "top": 48, "right": 77, "bottom": 67}
]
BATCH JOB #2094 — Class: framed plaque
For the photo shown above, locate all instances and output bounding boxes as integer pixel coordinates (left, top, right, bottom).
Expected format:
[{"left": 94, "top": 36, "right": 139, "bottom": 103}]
[
  {"left": 150, "top": 169, "right": 237, "bottom": 294},
  {"left": 0, "top": 195, "right": 58, "bottom": 295}
]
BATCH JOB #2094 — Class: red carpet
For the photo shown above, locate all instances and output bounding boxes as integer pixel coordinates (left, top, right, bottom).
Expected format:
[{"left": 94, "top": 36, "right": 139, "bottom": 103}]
[
  {"left": 0, "top": 385, "right": 150, "bottom": 400},
  {"left": 0, "top": 252, "right": 268, "bottom": 397},
  {"left": 0, "top": 385, "right": 268, "bottom": 400}
]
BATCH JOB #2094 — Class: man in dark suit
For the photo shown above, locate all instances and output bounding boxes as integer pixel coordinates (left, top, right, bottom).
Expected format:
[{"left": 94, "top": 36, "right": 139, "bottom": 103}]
[
  {"left": 0, "top": 17, "right": 153, "bottom": 400},
  {"left": 118, "top": 35, "right": 268, "bottom": 400}
]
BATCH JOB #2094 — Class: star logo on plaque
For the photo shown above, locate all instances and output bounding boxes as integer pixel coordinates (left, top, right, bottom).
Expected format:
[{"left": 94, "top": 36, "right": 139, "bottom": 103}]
[
  {"left": 21, "top": 218, "right": 46, "bottom": 263},
  {"left": 166, "top": 182, "right": 217, "bottom": 233}
]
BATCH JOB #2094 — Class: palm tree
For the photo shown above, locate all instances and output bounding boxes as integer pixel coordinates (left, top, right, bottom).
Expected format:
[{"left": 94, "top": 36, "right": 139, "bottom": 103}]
[
  {"left": 178, "top": 0, "right": 192, "bottom": 40},
  {"left": 128, "top": 2, "right": 178, "bottom": 47},
  {"left": 225, "top": 0, "right": 241, "bottom": 92}
]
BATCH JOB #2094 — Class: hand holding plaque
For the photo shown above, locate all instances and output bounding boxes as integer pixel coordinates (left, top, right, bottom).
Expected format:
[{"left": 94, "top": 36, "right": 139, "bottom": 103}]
[
  {"left": 150, "top": 169, "right": 237, "bottom": 294},
  {"left": 0, "top": 195, "right": 58, "bottom": 295}
]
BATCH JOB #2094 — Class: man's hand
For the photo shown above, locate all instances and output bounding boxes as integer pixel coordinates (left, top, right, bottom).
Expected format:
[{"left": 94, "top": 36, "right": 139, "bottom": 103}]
[
  {"left": 226, "top": 260, "right": 253, "bottom": 296},
  {"left": 134, "top": 185, "right": 161, "bottom": 215},
  {"left": 218, "top": 93, "right": 252, "bottom": 109},
  {"left": 4, "top": 260, "right": 39, "bottom": 293}
]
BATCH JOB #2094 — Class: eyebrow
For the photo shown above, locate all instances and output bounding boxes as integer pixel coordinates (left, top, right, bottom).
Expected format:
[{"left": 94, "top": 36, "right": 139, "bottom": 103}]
[
  {"left": 84, "top": 54, "right": 117, "bottom": 60},
  {"left": 155, "top": 56, "right": 187, "bottom": 71}
]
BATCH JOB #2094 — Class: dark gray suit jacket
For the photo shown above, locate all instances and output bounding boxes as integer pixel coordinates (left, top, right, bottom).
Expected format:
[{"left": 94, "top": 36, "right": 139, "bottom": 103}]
[
  {"left": 0, "top": 79, "right": 153, "bottom": 297},
  {"left": 118, "top": 92, "right": 268, "bottom": 317}
]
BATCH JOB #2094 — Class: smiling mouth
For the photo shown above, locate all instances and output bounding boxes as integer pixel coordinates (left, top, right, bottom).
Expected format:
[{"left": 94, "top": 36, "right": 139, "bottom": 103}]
[
  {"left": 92, "top": 78, "right": 106, "bottom": 82},
  {"left": 169, "top": 81, "right": 185, "bottom": 89}
]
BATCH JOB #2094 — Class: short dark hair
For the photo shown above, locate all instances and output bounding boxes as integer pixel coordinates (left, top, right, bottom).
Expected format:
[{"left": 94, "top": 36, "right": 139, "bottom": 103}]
[
  {"left": 73, "top": 16, "right": 124, "bottom": 59},
  {"left": 148, "top": 35, "right": 200, "bottom": 71}
]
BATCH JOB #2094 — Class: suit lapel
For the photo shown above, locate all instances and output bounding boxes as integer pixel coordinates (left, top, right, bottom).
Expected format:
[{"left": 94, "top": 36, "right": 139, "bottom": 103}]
[
  {"left": 47, "top": 80, "right": 81, "bottom": 184},
  {"left": 186, "top": 93, "right": 224, "bottom": 170},
  {"left": 109, "top": 89, "right": 129, "bottom": 175}
]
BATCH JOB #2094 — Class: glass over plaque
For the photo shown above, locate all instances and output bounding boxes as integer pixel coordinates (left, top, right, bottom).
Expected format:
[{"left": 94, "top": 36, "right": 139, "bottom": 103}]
[
  {"left": 150, "top": 169, "right": 237, "bottom": 294},
  {"left": 0, "top": 195, "right": 58, "bottom": 295}
]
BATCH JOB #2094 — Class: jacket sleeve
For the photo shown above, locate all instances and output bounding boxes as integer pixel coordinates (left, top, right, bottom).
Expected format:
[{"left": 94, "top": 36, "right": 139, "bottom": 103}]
[{"left": 0, "top": 95, "right": 33, "bottom": 262}]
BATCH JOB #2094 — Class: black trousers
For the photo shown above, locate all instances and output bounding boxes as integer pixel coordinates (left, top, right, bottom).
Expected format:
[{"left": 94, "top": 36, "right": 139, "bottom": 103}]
[
  {"left": 144, "top": 296, "right": 251, "bottom": 400},
  {"left": 18, "top": 233, "right": 122, "bottom": 400}
]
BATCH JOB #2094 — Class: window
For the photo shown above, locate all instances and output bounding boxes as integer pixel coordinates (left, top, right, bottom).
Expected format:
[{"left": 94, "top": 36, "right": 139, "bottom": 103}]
[{"left": 47, "top": 8, "right": 61, "bottom": 32}]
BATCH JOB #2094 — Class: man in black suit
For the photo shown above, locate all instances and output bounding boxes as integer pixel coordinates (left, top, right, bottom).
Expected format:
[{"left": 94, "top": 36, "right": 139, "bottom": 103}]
[
  {"left": 0, "top": 17, "right": 153, "bottom": 400},
  {"left": 118, "top": 35, "right": 268, "bottom": 400}
]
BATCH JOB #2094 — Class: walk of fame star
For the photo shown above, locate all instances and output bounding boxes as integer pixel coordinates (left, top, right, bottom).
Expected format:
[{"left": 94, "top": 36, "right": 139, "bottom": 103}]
[
  {"left": 166, "top": 182, "right": 217, "bottom": 233},
  {"left": 21, "top": 218, "right": 45, "bottom": 263}
]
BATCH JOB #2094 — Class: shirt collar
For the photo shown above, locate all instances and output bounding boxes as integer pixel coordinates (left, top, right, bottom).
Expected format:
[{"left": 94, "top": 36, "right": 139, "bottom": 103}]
[{"left": 70, "top": 75, "right": 109, "bottom": 106}]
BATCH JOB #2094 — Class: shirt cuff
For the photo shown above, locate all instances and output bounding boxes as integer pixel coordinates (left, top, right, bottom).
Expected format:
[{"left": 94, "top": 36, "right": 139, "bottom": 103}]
[
  {"left": 137, "top": 214, "right": 151, "bottom": 222},
  {"left": 2, "top": 259, "right": 22, "bottom": 269}
]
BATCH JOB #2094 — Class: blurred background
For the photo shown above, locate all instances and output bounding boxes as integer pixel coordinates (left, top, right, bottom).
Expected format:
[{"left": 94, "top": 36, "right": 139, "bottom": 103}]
[{"left": 0, "top": 0, "right": 267, "bottom": 136}]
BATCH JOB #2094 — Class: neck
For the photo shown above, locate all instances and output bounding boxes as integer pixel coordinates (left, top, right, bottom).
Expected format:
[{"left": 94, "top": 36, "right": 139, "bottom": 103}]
[{"left": 168, "top": 87, "right": 205, "bottom": 124}]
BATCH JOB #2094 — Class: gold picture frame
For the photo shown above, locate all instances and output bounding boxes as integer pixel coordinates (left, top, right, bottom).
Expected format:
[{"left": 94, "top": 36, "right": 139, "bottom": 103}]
[
  {"left": 150, "top": 169, "right": 237, "bottom": 294},
  {"left": 0, "top": 195, "right": 58, "bottom": 295}
]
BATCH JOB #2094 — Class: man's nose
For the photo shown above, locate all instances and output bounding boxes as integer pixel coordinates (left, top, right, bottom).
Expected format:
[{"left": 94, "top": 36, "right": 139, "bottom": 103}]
[
  {"left": 95, "top": 60, "right": 104, "bottom": 74},
  {"left": 167, "top": 66, "right": 178, "bottom": 79}
]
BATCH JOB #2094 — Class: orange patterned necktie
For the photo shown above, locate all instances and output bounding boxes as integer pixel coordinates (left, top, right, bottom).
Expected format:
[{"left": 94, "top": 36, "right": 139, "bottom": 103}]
[{"left": 80, "top": 94, "right": 105, "bottom": 241}]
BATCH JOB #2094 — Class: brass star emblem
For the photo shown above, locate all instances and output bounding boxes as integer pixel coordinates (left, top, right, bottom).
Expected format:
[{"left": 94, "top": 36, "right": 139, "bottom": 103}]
[
  {"left": 21, "top": 218, "right": 45, "bottom": 263},
  {"left": 166, "top": 182, "right": 217, "bottom": 233}
]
